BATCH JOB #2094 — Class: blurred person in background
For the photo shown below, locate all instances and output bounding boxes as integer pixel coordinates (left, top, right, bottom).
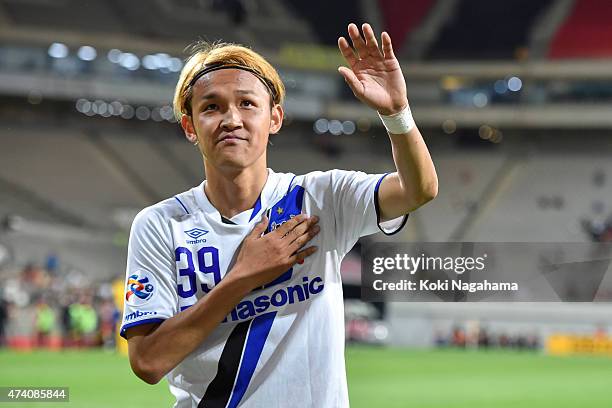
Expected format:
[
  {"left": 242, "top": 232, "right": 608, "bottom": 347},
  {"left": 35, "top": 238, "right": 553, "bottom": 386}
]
[
  {"left": 59, "top": 293, "right": 73, "bottom": 348},
  {"left": 452, "top": 326, "right": 466, "bottom": 347},
  {"left": 69, "top": 294, "right": 98, "bottom": 347},
  {"left": 98, "top": 297, "right": 120, "bottom": 349},
  {"left": 34, "top": 296, "right": 55, "bottom": 348}
]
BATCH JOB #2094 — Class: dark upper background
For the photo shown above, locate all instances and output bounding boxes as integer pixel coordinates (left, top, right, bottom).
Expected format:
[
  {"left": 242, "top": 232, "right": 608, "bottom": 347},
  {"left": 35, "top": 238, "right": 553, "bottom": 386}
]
[{"left": 1, "top": 0, "right": 611, "bottom": 277}]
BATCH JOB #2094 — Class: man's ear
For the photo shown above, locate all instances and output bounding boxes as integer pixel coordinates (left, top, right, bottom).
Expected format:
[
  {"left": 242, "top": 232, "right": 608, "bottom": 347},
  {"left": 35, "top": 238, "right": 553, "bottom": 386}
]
[
  {"left": 181, "top": 115, "right": 198, "bottom": 144},
  {"left": 269, "top": 104, "right": 284, "bottom": 135}
]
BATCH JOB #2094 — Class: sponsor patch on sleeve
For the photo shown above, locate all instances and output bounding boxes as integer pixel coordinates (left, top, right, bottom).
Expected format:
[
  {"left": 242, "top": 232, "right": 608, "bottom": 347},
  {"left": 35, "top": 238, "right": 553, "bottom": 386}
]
[{"left": 125, "top": 271, "right": 157, "bottom": 306}]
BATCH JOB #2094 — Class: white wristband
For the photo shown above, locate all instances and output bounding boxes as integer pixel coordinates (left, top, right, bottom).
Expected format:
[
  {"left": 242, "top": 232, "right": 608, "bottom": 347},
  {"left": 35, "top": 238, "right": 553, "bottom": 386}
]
[{"left": 378, "top": 105, "right": 415, "bottom": 134}]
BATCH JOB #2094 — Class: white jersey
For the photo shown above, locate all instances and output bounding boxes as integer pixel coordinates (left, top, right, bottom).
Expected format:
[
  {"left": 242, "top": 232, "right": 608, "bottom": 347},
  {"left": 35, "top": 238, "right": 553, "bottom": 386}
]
[{"left": 120, "top": 169, "right": 406, "bottom": 408}]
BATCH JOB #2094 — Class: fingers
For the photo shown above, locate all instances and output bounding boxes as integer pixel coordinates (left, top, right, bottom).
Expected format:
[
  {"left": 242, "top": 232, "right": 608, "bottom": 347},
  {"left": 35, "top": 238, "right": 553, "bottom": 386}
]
[
  {"left": 338, "top": 66, "right": 364, "bottom": 98},
  {"left": 381, "top": 31, "right": 395, "bottom": 60},
  {"left": 250, "top": 215, "right": 268, "bottom": 237},
  {"left": 272, "top": 213, "right": 309, "bottom": 238},
  {"left": 347, "top": 23, "right": 368, "bottom": 60},
  {"left": 286, "top": 215, "right": 319, "bottom": 245},
  {"left": 289, "top": 246, "right": 318, "bottom": 265},
  {"left": 362, "top": 23, "right": 383, "bottom": 58},
  {"left": 338, "top": 36, "right": 358, "bottom": 67},
  {"left": 289, "top": 223, "right": 320, "bottom": 253},
  {"left": 345, "top": 23, "right": 383, "bottom": 61}
]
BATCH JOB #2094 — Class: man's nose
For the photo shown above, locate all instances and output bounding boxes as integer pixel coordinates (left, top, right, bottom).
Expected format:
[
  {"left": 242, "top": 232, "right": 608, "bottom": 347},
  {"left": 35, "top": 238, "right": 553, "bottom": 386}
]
[{"left": 221, "top": 106, "right": 242, "bottom": 130}]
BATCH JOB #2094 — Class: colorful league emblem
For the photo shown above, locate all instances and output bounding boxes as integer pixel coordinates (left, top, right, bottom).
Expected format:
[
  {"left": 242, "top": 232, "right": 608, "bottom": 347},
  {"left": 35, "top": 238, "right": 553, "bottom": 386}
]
[{"left": 125, "top": 271, "right": 156, "bottom": 306}]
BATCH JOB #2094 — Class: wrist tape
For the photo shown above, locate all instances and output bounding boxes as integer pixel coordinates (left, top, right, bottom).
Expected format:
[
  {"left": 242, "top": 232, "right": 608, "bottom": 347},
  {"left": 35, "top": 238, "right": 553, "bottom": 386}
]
[{"left": 378, "top": 104, "right": 415, "bottom": 134}]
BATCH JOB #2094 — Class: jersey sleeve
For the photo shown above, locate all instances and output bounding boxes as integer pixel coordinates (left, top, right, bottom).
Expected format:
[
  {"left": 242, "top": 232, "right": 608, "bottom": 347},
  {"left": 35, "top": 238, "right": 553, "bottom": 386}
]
[
  {"left": 330, "top": 170, "right": 408, "bottom": 255},
  {"left": 119, "top": 207, "right": 178, "bottom": 338}
]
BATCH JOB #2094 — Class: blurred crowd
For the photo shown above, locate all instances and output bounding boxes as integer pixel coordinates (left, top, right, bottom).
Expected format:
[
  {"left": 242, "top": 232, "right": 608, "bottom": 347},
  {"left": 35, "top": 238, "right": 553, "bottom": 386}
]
[
  {"left": 0, "top": 260, "right": 121, "bottom": 350},
  {"left": 434, "top": 324, "right": 540, "bottom": 351}
]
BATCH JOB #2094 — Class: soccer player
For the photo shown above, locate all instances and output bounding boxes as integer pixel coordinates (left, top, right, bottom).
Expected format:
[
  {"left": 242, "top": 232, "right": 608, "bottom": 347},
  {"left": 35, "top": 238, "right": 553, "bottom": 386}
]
[{"left": 122, "top": 23, "right": 437, "bottom": 407}]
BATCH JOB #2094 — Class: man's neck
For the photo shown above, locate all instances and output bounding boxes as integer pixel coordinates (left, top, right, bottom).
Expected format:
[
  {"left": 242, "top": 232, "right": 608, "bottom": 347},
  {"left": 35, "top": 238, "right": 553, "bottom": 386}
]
[{"left": 203, "top": 163, "right": 268, "bottom": 219}]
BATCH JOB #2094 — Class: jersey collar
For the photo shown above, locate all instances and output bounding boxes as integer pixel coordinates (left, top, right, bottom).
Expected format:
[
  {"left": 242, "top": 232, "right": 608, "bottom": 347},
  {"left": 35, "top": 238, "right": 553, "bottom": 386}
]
[{"left": 193, "top": 169, "right": 279, "bottom": 224}]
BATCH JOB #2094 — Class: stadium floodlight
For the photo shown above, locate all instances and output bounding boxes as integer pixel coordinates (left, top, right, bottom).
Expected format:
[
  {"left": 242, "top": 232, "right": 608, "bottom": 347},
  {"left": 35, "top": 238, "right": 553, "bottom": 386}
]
[
  {"left": 119, "top": 53, "right": 140, "bottom": 71},
  {"left": 142, "top": 55, "right": 159, "bottom": 70},
  {"left": 169, "top": 58, "right": 183, "bottom": 72},
  {"left": 473, "top": 92, "right": 488, "bottom": 108},
  {"left": 508, "top": 76, "right": 522, "bottom": 92},
  {"left": 109, "top": 101, "right": 124, "bottom": 116},
  {"left": 121, "top": 105, "right": 135, "bottom": 119},
  {"left": 92, "top": 100, "right": 107, "bottom": 115},
  {"left": 135, "top": 106, "right": 151, "bottom": 120},
  {"left": 442, "top": 119, "right": 457, "bottom": 134},
  {"left": 155, "top": 53, "right": 171, "bottom": 66},
  {"left": 77, "top": 46, "right": 97, "bottom": 61},
  {"left": 75, "top": 98, "right": 91, "bottom": 113},
  {"left": 48, "top": 42, "right": 68, "bottom": 58},
  {"left": 342, "top": 120, "right": 356, "bottom": 135},
  {"left": 151, "top": 108, "right": 164, "bottom": 122},
  {"left": 159, "top": 105, "right": 174, "bottom": 120},
  {"left": 494, "top": 79, "right": 508, "bottom": 94},
  {"left": 107, "top": 48, "right": 122, "bottom": 63},
  {"left": 479, "top": 124, "right": 493, "bottom": 140},
  {"left": 329, "top": 120, "right": 343, "bottom": 135},
  {"left": 313, "top": 118, "right": 329, "bottom": 134}
]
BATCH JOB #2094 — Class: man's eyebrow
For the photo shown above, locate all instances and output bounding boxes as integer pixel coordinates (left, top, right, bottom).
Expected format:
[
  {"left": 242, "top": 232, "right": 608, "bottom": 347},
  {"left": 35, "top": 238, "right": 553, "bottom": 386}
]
[{"left": 200, "top": 90, "right": 258, "bottom": 100}]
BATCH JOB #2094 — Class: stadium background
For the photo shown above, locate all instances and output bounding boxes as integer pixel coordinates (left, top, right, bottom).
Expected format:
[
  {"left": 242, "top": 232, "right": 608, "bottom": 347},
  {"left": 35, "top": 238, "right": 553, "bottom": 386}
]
[{"left": 1, "top": 0, "right": 611, "bottom": 406}]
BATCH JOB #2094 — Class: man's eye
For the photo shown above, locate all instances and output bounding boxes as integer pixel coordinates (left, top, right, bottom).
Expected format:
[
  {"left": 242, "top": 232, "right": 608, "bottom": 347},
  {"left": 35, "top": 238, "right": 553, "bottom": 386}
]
[
  {"left": 204, "top": 104, "right": 217, "bottom": 111},
  {"left": 241, "top": 100, "right": 253, "bottom": 107}
]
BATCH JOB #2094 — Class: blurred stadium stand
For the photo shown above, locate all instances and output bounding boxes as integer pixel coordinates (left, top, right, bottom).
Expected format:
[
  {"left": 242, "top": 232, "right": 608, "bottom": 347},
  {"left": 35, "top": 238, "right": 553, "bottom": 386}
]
[
  {"left": 0, "top": 130, "right": 149, "bottom": 228},
  {"left": 1, "top": 0, "right": 612, "bottom": 351},
  {"left": 426, "top": 0, "right": 553, "bottom": 60},
  {"left": 548, "top": 0, "right": 612, "bottom": 59},
  {"left": 0, "top": 0, "right": 315, "bottom": 48},
  {"left": 377, "top": 0, "right": 435, "bottom": 55}
]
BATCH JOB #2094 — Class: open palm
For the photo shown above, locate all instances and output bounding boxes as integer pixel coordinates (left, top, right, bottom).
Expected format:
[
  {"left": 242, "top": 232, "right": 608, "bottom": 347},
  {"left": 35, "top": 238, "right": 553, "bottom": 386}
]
[{"left": 338, "top": 23, "right": 408, "bottom": 116}]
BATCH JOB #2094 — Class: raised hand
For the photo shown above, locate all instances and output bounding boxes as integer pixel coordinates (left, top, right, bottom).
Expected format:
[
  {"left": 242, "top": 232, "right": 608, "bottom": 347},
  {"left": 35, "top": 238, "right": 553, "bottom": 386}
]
[{"left": 338, "top": 23, "right": 408, "bottom": 116}]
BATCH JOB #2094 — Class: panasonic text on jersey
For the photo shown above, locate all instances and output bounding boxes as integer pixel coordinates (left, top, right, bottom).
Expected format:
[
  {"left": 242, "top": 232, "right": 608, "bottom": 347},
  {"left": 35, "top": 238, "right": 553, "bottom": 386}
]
[{"left": 223, "top": 275, "right": 324, "bottom": 323}]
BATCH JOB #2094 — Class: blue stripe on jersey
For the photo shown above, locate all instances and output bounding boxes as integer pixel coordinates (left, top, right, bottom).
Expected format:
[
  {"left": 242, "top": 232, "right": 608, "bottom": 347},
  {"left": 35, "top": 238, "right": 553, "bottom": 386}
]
[
  {"left": 199, "top": 320, "right": 251, "bottom": 408},
  {"left": 175, "top": 196, "right": 190, "bottom": 214},
  {"left": 119, "top": 318, "right": 165, "bottom": 339},
  {"left": 374, "top": 172, "right": 389, "bottom": 194},
  {"left": 248, "top": 194, "right": 262, "bottom": 221},
  {"left": 227, "top": 312, "right": 276, "bottom": 408},
  {"left": 373, "top": 173, "right": 409, "bottom": 236},
  {"left": 262, "top": 184, "right": 305, "bottom": 288},
  {"left": 287, "top": 175, "right": 296, "bottom": 195}
]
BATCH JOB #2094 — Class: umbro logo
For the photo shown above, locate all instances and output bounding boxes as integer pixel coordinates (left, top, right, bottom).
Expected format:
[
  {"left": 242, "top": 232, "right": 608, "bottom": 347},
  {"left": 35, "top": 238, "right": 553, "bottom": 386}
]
[{"left": 185, "top": 228, "right": 209, "bottom": 239}]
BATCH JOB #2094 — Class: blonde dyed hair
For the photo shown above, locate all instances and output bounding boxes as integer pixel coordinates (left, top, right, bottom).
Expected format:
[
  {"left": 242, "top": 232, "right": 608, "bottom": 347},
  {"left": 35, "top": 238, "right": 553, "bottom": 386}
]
[{"left": 173, "top": 41, "right": 285, "bottom": 121}]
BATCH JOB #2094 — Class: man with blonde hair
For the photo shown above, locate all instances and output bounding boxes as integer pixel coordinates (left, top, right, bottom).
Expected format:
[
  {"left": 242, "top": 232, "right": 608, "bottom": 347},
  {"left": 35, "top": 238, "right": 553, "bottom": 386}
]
[{"left": 121, "top": 23, "right": 437, "bottom": 407}]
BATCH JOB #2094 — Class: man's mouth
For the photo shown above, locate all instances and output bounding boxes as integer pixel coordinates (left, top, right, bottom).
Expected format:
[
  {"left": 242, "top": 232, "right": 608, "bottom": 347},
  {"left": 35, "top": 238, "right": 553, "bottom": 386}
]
[{"left": 217, "top": 134, "right": 246, "bottom": 144}]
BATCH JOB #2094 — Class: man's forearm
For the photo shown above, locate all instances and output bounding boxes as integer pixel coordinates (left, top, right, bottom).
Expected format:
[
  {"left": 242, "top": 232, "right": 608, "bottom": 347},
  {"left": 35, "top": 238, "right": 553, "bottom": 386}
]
[
  {"left": 391, "top": 126, "right": 437, "bottom": 194},
  {"left": 129, "top": 214, "right": 320, "bottom": 384},
  {"left": 384, "top": 125, "right": 438, "bottom": 217},
  {"left": 132, "top": 270, "right": 251, "bottom": 383}
]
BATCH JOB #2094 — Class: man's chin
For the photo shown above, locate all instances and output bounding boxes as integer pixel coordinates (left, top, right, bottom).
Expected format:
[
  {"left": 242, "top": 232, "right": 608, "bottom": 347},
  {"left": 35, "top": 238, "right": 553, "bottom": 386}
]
[
  {"left": 207, "top": 149, "right": 266, "bottom": 173},
  {"left": 214, "top": 157, "right": 255, "bottom": 172}
]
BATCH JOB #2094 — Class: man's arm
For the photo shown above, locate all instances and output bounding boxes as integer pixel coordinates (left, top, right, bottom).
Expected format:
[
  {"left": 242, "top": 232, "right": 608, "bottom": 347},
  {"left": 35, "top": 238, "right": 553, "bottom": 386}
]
[
  {"left": 125, "top": 214, "right": 319, "bottom": 384},
  {"left": 338, "top": 23, "right": 438, "bottom": 221}
]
